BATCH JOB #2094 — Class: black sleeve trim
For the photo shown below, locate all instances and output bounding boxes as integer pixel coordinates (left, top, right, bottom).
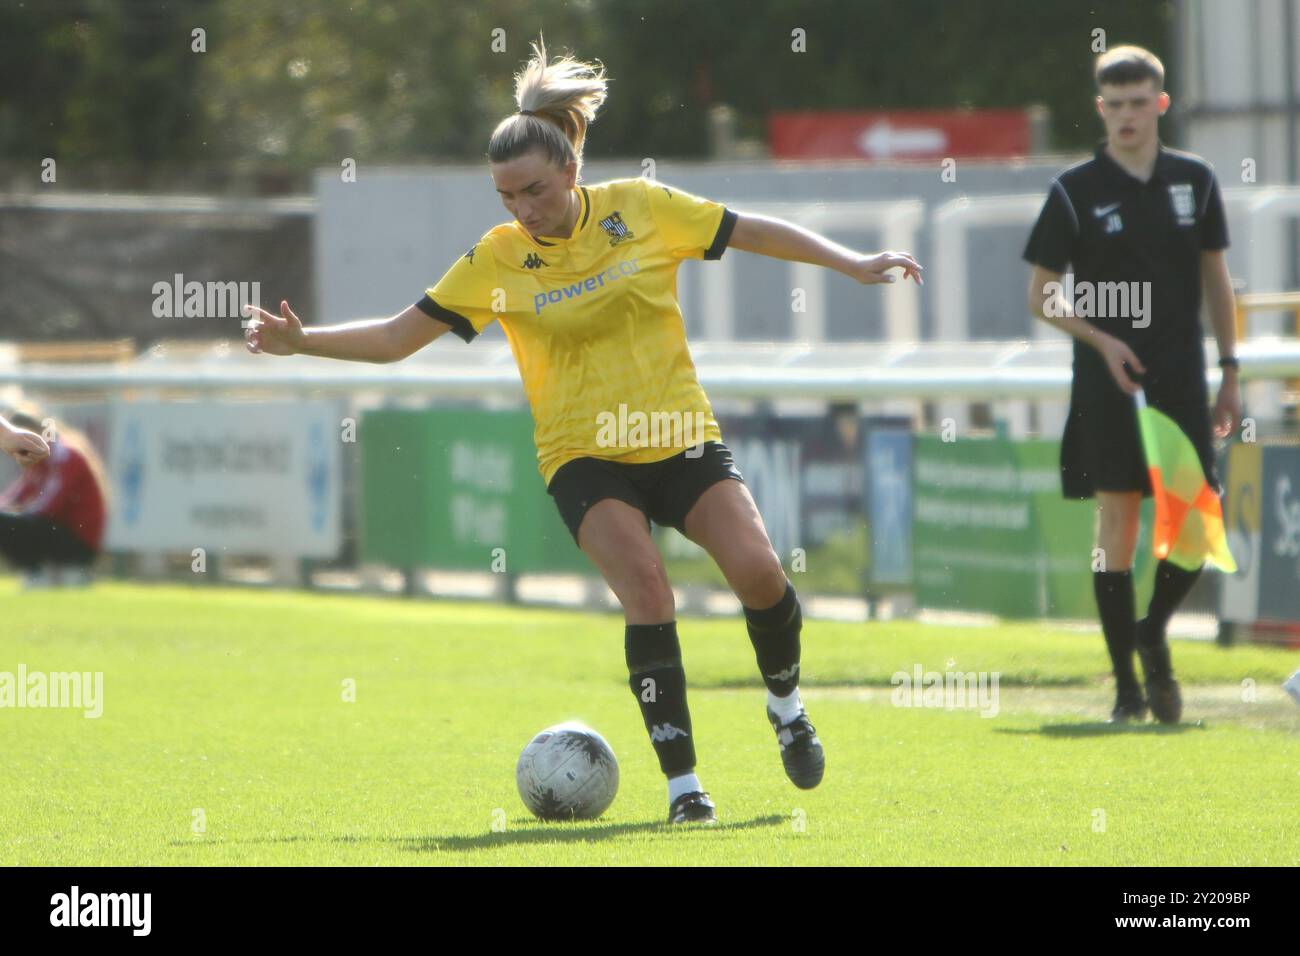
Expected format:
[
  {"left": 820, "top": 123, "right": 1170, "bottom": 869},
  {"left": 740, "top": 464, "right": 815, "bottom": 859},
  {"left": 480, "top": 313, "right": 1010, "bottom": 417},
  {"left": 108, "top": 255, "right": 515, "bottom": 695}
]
[
  {"left": 703, "top": 208, "right": 739, "bottom": 260},
  {"left": 416, "top": 295, "right": 478, "bottom": 343}
]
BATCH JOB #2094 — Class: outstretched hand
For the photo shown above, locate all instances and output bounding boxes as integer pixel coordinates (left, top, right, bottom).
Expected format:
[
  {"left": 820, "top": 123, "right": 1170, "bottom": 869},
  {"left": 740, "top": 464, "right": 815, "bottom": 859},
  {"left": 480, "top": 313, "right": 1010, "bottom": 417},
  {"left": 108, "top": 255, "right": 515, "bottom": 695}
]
[
  {"left": 853, "top": 251, "right": 923, "bottom": 286},
  {"left": 0, "top": 422, "right": 49, "bottom": 466},
  {"left": 243, "top": 300, "right": 306, "bottom": 356}
]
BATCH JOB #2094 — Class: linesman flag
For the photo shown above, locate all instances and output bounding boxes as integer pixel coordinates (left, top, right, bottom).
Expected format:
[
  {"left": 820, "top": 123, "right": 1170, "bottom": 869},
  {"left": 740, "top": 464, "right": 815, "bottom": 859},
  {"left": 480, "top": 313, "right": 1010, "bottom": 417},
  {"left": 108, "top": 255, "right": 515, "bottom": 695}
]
[{"left": 1134, "top": 389, "right": 1237, "bottom": 572}]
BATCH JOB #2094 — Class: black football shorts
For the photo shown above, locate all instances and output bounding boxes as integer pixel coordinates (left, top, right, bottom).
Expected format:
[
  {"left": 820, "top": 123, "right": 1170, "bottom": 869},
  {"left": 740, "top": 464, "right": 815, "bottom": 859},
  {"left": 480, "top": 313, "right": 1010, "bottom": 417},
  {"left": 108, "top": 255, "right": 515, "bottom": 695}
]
[
  {"left": 546, "top": 440, "right": 745, "bottom": 546},
  {"left": 1060, "top": 346, "right": 1218, "bottom": 499}
]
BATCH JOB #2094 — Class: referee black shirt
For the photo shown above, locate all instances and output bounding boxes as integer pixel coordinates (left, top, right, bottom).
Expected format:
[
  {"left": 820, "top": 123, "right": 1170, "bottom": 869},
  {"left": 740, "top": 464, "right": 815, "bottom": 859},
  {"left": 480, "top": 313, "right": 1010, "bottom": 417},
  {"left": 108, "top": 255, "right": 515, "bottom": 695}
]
[{"left": 1022, "top": 141, "right": 1229, "bottom": 363}]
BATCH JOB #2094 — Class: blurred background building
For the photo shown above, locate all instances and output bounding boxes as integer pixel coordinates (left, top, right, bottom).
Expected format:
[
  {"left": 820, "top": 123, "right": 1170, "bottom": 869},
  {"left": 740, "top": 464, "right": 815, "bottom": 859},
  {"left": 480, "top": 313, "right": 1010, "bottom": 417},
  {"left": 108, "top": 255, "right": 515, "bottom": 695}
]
[{"left": 2, "top": 0, "right": 1298, "bottom": 641}]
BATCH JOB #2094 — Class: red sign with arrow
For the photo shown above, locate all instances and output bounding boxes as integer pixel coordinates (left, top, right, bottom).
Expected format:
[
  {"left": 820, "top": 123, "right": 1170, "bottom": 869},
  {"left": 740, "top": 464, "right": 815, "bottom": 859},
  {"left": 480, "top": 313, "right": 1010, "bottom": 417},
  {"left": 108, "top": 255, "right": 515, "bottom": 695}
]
[{"left": 768, "top": 110, "right": 1032, "bottom": 161}]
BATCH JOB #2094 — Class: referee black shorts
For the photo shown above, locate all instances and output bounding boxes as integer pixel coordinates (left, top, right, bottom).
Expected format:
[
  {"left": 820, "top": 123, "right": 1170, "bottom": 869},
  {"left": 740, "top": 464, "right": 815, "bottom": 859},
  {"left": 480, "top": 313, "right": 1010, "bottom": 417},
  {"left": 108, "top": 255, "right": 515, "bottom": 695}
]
[
  {"left": 1061, "top": 346, "right": 1218, "bottom": 500},
  {"left": 546, "top": 440, "right": 746, "bottom": 547}
]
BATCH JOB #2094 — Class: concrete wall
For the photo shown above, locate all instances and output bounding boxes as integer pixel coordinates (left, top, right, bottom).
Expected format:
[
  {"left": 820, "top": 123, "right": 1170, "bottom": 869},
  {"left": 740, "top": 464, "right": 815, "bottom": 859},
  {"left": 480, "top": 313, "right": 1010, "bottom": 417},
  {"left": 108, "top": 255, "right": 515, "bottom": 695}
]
[
  {"left": 316, "top": 158, "right": 1074, "bottom": 344},
  {"left": 316, "top": 156, "right": 1266, "bottom": 349}
]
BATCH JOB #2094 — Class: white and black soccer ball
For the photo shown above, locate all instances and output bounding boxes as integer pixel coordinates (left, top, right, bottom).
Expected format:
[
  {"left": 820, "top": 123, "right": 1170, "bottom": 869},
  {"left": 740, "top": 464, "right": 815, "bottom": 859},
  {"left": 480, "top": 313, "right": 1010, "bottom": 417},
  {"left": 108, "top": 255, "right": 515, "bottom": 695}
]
[{"left": 516, "top": 722, "right": 619, "bottom": 821}]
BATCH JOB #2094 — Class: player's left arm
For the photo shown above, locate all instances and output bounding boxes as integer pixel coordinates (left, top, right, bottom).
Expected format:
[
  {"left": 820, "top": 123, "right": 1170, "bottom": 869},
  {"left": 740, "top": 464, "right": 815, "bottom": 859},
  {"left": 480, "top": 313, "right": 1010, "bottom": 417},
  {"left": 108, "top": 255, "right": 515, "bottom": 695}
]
[
  {"left": 727, "top": 213, "right": 922, "bottom": 286},
  {"left": 1201, "top": 249, "right": 1242, "bottom": 438}
]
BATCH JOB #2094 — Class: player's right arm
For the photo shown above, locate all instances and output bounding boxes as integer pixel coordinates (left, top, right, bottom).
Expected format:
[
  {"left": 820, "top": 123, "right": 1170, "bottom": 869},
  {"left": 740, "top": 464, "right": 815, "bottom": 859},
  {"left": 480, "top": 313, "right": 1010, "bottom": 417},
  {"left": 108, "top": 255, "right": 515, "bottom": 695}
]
[
  {"left": 243, "top": 300, "right": 450, "bottom": 362},
  {"left": 246, "top": 236, "right": 500, "bottom": 360},
  {"left": 1027, "top": 265, "right": 1144, "bottom": 396}
]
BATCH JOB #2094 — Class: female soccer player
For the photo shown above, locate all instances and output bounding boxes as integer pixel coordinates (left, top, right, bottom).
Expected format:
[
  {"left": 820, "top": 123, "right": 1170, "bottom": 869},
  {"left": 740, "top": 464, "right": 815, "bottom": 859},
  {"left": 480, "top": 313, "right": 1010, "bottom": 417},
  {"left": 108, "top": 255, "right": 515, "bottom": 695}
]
[{"left": 245, "top": 40, "right": 921, "bottom": 824}]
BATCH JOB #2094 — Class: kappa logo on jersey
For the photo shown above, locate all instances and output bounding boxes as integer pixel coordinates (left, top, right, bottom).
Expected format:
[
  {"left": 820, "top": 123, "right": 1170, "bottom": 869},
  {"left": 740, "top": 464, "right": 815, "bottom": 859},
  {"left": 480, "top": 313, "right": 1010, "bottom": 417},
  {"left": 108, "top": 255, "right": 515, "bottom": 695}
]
[
  {"left": 1168, "top": 182, "right": 1196, "bottom": 226},
  {"left": 598, "top": 211, "right": 635, "bottom": 246},
  {"left": 765, "top": 663, "right": 800, "bottom": 683},
  {"left": 522, "top": 252, "right": 547, "bottom": 269},
  {"left": 649, "top": 723, "right": 689, "bottom": 742},
  {"left": 463, "top": 244, "right": 477, "bottom": 264}
]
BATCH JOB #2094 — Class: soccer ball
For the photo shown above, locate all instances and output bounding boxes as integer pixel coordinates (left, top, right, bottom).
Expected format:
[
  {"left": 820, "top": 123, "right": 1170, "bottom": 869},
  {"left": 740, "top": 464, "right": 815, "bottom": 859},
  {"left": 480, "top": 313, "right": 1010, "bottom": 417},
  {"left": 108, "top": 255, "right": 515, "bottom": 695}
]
[{"left": 516, "top": 722, "right": 619, "bottom": 821}]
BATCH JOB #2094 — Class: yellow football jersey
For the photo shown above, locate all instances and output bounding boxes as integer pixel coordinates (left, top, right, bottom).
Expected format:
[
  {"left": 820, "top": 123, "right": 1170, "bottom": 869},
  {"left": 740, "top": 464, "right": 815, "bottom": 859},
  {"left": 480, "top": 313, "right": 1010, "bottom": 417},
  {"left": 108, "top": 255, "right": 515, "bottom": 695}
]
[{"left": 417, "top": 177, "right": 737, "bottom": 486}]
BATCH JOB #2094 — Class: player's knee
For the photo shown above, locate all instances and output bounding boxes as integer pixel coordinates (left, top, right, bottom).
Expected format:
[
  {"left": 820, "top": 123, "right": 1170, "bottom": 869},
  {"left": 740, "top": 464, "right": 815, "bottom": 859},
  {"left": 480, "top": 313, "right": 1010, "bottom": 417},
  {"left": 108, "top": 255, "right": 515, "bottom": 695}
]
[
  {"left": 1096, "top": 498, "right": 1140, "bottom": 535},
  {"left": 730, "top": 547, "right": 787, "bottom": 609},
  {"left": 1095, "top": 523, "right": 1138, "bottom": 570},
  {"left": 617, "top": 562, "right": 675, "bottom": 621}
]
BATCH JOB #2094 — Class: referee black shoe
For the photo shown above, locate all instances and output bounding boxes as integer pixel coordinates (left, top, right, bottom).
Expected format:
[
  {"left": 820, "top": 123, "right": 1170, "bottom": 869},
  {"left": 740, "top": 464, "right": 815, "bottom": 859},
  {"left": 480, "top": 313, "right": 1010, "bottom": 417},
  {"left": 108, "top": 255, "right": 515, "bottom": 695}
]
[
  {"left": 1108, "top": 691, "right": 1149, "bottom": 724},
  {"left": 767, "top": 707, "right": 825, "bottom": 789},
  {"left": 668, "top": 791, "right": 717, "bottom": 825},
  {"left": 1137, "top": 618, "right": 1182, "bottom": 724}
]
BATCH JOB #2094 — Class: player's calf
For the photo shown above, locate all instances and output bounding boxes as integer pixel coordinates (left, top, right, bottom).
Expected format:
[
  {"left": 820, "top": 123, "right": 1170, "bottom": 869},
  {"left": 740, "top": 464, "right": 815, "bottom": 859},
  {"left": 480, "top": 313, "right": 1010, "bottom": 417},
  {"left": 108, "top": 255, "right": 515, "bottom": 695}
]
[
  {"left": 626, "top": 621, "right": 715, "bottom": 817},
  {"left": 745, "top": 581, "right": 825, "bottom": 788}
]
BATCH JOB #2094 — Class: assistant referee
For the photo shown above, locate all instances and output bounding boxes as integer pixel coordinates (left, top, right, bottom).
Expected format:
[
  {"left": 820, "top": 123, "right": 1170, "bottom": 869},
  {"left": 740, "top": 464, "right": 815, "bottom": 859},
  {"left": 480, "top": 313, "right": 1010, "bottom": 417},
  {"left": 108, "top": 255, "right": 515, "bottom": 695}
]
[{"left": 1023, "top": 46, "right": 1242, "bottom": 724}]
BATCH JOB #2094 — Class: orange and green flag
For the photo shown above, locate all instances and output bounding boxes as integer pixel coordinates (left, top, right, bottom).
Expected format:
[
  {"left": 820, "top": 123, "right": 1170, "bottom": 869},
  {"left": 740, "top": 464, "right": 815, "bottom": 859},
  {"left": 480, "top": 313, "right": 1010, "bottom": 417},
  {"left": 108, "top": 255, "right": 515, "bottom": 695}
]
[{"left": 1134, "top": 390, "right": 1236, "bottom": 572}]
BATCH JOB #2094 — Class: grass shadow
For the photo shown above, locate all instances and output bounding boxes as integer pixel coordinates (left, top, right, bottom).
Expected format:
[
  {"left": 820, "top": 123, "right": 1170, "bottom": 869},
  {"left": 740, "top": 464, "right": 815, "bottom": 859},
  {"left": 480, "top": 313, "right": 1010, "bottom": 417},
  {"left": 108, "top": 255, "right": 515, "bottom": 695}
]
[
  {"left": 995, "top": 721, "right": 1206, "bottom": 738},
  {"left": 400, "top": 812, "right": 786, "bottom": 852},
  {"left": 167, "top": 813, "right": 788, "bottom": 855}
]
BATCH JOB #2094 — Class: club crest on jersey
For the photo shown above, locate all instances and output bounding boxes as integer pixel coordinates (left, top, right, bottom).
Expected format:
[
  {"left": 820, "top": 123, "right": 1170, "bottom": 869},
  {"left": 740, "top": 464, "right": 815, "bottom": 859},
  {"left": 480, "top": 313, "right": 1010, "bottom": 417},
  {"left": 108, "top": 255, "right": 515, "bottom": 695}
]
[
  {"left": 599, "top": 211, "right": 635, "bottom": 246},
  {"left": 522, "top": 252, "right": 546, "bottom": 269},
  {"left": 1168, "top": 183, "right": 1196, "bottom": 225}
]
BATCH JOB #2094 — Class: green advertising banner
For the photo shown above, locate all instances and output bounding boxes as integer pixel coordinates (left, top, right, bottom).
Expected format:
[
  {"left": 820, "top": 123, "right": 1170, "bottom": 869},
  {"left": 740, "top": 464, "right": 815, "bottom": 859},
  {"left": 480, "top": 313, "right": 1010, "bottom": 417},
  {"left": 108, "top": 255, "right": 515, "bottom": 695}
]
[
  {"left": 913, "top": 436, "right": 1154, "bottom": 618},
  {"left": 359, "top": 408, "right": 588, "bottom": 574}
]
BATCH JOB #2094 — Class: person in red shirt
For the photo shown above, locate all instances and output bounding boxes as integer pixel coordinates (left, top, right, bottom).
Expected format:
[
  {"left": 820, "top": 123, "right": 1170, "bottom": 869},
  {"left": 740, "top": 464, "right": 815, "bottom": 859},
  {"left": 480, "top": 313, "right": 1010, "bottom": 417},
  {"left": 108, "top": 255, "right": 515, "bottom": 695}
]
[{"left": 0, "top": 407, "right": 108, "bottom": 583}]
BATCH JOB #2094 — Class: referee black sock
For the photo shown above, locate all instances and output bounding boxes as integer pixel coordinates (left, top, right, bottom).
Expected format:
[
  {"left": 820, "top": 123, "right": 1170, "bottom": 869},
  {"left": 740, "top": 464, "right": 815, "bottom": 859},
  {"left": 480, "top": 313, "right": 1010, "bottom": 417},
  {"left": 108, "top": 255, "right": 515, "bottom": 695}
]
[
  {"left": 1093, "top": 570, "right": 1141, "bottom": 699},
  {"left": 1140, "top": 560, "right": 1202, "bottom": 646},
  {"left": 744, "top": 581, "right": 802, "bottom": 697},
  {"left": 625, "top": 622, "right": 696, "bottom": 778}
]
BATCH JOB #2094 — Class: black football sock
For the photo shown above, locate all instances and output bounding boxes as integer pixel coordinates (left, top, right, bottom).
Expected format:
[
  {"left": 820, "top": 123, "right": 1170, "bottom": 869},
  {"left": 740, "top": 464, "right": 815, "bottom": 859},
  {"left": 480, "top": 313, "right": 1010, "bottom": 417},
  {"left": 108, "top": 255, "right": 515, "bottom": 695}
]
[
  {"left": 625, "top": 622, "right": 696, "bottom": 778},
  {"left": 1093, "top": 570, "right": 1141, "bottom": 699},
  {"left": 744, "top": 580, "right": 802, "bottom": 697},
  {"left": 1141, "top": 560, "right": 1202, "bottom": 646}
]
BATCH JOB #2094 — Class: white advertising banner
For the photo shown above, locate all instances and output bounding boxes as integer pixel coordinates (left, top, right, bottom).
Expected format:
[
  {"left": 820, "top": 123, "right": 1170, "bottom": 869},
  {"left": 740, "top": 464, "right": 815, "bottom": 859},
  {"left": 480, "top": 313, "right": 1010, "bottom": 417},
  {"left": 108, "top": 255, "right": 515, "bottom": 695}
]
[{"left": 105, "top": 401, "right": 342, "bottom": 557}]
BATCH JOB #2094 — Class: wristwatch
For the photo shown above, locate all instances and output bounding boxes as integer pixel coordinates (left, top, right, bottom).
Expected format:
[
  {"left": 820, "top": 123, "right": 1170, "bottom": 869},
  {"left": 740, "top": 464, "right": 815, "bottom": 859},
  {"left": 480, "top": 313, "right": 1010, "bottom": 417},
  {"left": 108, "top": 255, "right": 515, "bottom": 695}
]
[{"left": 1218, "top": 356, "right": 1240, "bottom": 370}]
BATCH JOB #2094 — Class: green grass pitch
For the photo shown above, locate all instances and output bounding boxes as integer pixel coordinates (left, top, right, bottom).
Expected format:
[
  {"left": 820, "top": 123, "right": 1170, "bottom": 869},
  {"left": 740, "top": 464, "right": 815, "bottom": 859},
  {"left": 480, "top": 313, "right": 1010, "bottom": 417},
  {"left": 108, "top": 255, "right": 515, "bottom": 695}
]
[{"left": 2, "top": 579, "right": 1296, "bottom": 866}]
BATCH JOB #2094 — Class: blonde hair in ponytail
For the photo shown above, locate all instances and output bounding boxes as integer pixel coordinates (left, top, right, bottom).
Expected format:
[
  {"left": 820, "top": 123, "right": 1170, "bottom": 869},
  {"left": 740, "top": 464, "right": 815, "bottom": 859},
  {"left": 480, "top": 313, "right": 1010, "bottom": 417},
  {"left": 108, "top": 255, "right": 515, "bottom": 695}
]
[{"left": 488, "top": 37, "right": 608, "bottom": 177}]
